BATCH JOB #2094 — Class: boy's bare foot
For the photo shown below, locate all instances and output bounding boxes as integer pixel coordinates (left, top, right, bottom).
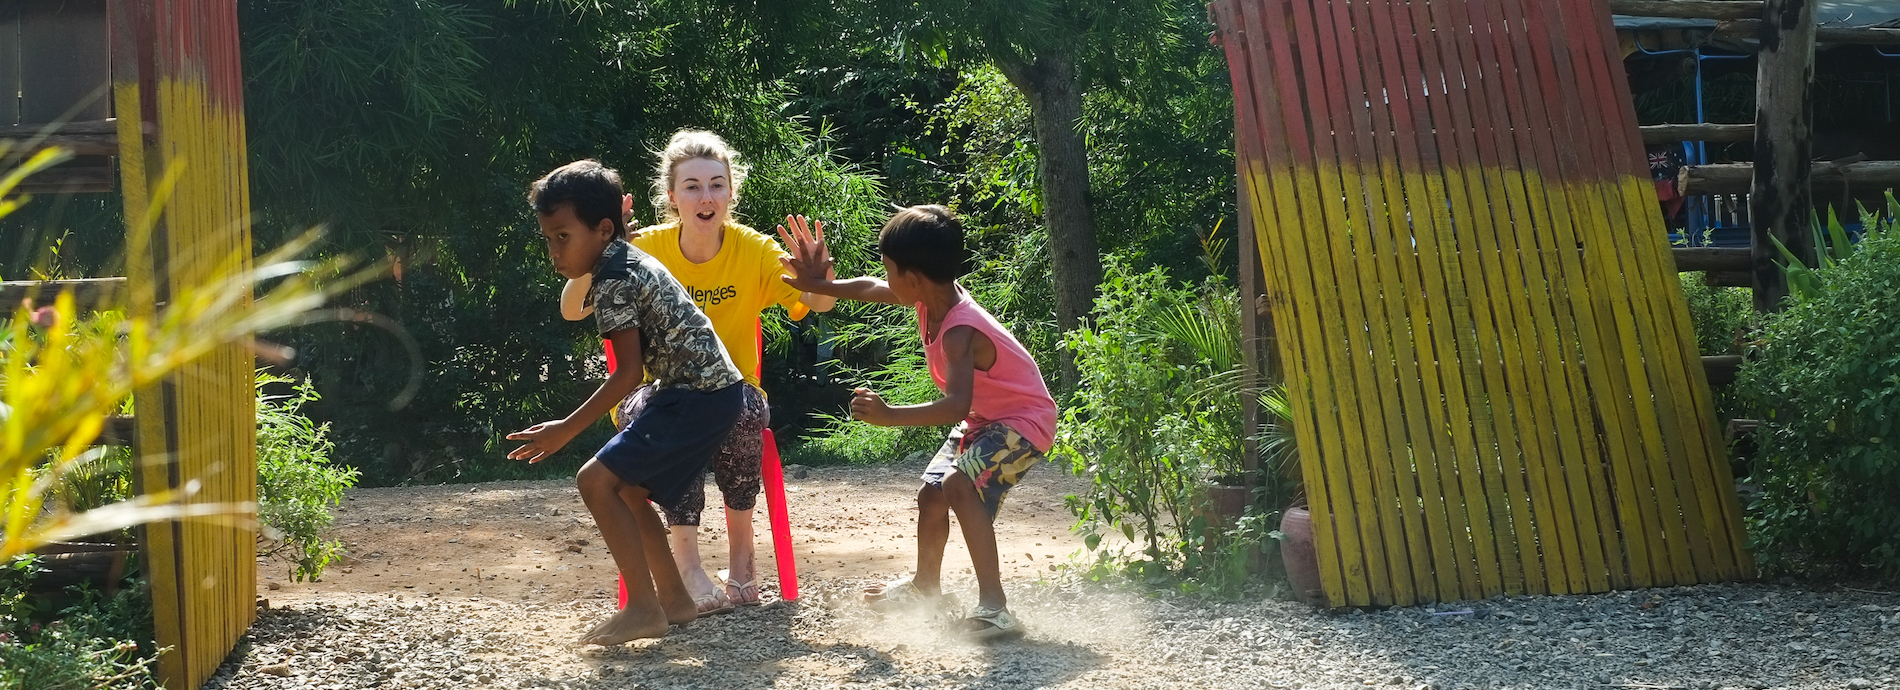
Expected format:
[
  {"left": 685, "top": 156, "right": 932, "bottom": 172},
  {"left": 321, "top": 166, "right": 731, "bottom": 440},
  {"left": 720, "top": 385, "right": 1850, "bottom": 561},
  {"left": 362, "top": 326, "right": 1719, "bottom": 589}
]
[
  {"left": 579, "top": 603, "right": 670, "bottom": 645},
  {"left": 660, "top": 586, "right": 698, "bottom": 626}
]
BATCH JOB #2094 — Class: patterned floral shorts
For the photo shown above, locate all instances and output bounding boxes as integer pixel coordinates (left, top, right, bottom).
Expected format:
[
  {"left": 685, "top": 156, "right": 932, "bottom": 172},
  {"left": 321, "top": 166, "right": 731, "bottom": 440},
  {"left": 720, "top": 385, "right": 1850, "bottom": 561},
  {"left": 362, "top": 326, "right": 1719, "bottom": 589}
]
[
  {"left": 618, "top": 382, "right": 768, "bottom": 527},
  {"left": 920, "top": 422, "right": 1044, "bottom": 518}
]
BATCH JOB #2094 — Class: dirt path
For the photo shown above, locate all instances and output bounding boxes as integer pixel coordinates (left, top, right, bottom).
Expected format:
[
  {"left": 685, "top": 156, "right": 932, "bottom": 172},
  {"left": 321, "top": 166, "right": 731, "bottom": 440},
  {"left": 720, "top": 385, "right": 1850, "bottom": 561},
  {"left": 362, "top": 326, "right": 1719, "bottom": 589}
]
[
  {"left": 219, "top": 466, "right": 1900, "bottom": 690},
  {"left": 260, "top": 463, "right": 1091, "bottom": 607}
]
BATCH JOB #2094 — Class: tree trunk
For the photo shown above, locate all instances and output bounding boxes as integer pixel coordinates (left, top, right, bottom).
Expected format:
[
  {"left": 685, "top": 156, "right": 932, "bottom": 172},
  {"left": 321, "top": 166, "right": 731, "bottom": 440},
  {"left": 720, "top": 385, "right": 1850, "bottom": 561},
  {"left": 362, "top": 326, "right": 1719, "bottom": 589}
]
[
  {"left": 996, "top": 50, "right": 1102, "bottom": 392},
  {"left": 1750, "top": 0, "right": 1818, "bottom": 312}
]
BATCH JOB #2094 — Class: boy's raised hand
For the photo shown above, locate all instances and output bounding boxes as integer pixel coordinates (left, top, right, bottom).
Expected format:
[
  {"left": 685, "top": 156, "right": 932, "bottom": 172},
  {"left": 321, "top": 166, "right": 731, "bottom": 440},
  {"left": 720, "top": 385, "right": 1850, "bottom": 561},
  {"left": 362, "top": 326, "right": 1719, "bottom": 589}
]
[
  {"left": 506, "top": 419, "right": 580, "bottom": 464},
  {"left": 848, "top": 387, "right": 895, "bottom": 426},
  {"left": 776, "top": 214, "right": 834, "bottom": 290}
]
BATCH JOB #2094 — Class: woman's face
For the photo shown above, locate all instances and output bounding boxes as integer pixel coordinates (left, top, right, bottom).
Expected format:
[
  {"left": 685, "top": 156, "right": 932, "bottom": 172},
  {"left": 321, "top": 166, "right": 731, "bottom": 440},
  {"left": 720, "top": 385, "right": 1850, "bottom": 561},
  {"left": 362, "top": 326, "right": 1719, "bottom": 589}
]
[{"left": 668, "top": 157, "right": 732, "bottom": 233}]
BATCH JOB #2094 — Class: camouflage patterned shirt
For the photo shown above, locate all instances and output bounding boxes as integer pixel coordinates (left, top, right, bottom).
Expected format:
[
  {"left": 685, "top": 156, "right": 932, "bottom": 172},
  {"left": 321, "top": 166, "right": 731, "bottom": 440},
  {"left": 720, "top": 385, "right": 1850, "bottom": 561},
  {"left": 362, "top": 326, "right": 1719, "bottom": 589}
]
[{"left": 587, "top": 239, "right": 743, "bottom": 392}]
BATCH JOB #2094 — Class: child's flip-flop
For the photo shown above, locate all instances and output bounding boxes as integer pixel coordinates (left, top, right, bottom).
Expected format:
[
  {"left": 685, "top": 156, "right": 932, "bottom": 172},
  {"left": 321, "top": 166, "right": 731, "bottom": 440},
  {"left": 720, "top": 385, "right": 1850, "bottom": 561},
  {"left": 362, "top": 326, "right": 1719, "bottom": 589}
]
[
  {"left": 861, "top": 576, "right": 957, "bottom": 613},
  {"left": 960, "top": 605, "right": 1025, "bottom": 642}
]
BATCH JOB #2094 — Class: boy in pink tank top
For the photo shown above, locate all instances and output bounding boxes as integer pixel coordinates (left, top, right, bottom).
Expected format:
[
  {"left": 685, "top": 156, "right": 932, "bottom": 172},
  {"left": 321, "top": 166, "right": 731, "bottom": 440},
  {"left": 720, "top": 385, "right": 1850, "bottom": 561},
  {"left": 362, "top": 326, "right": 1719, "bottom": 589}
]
[{"left": 779, "top": 206, "right": 1056, "bottom": 641}]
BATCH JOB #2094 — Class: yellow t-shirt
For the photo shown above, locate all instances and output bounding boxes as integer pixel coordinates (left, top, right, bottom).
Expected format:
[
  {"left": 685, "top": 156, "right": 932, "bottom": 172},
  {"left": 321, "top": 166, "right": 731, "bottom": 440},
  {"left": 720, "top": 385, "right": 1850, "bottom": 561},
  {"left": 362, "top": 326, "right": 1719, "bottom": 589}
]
[{"left": 630, "top": 221, "right": 809, "bottom": 387}]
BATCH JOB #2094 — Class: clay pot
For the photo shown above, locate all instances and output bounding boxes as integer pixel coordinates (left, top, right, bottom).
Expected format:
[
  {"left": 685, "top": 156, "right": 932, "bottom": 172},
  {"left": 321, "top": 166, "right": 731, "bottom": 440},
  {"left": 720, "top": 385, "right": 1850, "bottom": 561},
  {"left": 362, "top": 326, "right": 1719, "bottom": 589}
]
[
  {"left": 1279, "top": 507, "right": 1326, "bottom": 607},
  {"left": 1202, "top": 484, "right": 1250, "bottom": 532},
  {"left": 29, "top": 541, "right": 136, "bottom": 594}
]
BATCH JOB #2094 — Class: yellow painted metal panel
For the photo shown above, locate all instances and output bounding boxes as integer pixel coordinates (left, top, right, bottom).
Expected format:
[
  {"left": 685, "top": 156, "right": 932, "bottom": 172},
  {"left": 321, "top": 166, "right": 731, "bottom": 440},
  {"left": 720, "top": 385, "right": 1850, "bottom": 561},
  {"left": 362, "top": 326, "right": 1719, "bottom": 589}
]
[
  {"left": 1213, "top": 0, "right": 1751, "bottom": 607},
  {"left": 120, "top": 9, "right": 258, "bottom": 683}
]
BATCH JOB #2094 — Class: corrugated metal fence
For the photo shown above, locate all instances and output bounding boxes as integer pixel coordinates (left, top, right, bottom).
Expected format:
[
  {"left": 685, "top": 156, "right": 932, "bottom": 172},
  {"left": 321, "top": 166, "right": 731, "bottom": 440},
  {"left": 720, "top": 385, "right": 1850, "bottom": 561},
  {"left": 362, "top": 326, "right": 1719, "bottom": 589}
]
[
  {"left": 114, "top": 1, "right": 257, "bottom": 685},
  {"left": 1210, "top": 0, "right": 1753, "bottom": 607}
]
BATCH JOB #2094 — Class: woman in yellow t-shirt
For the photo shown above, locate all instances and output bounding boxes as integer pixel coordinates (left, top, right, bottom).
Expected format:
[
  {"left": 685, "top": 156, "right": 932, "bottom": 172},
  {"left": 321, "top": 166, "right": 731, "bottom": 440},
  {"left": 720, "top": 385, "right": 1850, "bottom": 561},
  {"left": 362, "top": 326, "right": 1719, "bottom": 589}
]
[{"left": 621, "top": 130, "right": 835, "bottom": 614}]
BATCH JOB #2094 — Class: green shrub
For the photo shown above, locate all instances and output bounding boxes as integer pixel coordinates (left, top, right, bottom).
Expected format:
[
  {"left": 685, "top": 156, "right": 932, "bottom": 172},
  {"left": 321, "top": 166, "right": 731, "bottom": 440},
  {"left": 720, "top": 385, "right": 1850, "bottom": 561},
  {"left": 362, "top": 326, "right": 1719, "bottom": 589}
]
[
  {"left": 0, "top": 556, "right": 159, "bottom": 690},
  {"left": 1737, "top": 198, "right": 1900, "bottom": 577},
  {"left": 1678, "top": 273, "right": 1753, "bottom": 357},
  {"left": 257, "top": 372, "right": 357, "bottom": 581},
  {"left": 1059, "top": 258, "right": 1269, "bottom": 589}
]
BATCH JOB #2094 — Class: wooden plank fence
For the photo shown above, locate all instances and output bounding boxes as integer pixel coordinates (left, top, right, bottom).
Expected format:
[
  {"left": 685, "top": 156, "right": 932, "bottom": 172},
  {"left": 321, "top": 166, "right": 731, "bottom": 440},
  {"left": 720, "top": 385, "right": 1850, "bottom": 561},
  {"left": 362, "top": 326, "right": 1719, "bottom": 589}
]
[
  {"left": 1210, "top": 0, "right": 1753, "bottom": 607},
  {"left": 112, "top": 1, "right": 258, "bottom": 686}
]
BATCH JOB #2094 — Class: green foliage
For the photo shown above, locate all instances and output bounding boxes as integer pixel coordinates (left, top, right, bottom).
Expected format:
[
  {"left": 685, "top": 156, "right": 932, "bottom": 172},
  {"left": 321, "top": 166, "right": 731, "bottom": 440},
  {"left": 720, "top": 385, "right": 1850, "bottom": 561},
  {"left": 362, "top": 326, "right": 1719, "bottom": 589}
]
[
  {"left": 0, "top": 557, "right": 42, "bottom": 632},
  {"left": 0, "top": 558, "right": 159, "bottom": 690},
  {"left": 1678, "top": 273, "right": 1754, "bottom": 357},
  {"left": 1773, "top": 202, "right": 1885, "bottom": 305},
  {"left": 1059, "top": 259, "right": 1243, "bottom": 570},
  {"left": 1737, "top": 197, "right": 1900, "bottom": 577},
  {"left": 0, "top": 0, "right": 1240, "bottom": 489},
  {"left": 782, "top": 338, "right": 946, "bottom": 467},
  {"left": 256, "top": 372, "right": 358, "bottom": 581}
]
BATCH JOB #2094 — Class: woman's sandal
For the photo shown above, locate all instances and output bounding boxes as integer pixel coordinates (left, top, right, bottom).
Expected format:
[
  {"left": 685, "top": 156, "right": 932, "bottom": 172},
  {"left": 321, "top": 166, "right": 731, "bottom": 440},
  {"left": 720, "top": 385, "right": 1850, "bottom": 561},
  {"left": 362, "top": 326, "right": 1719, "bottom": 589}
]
[
  {"left": 717, "top": 568, "right": 763, "bottom": 607},
  {"left": 694, "top": 590, "right": 734, "bottom": 618}
]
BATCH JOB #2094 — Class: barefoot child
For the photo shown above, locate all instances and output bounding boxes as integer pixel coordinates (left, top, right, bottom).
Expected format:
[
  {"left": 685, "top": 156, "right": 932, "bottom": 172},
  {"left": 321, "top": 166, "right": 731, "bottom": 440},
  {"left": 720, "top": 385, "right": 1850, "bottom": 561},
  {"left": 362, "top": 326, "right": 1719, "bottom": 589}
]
[
  {"left": 778, "top": 206, "right": 1057, "bottom": 640},
  {"left": 508, "top": 160, "right": 748, "bottom": 644}
]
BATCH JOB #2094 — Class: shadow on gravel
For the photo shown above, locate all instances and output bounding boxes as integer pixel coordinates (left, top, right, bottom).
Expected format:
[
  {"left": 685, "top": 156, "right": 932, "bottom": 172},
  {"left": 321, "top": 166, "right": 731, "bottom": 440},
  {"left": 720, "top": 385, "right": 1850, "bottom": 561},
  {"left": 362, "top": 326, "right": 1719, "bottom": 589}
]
[
  {"left": 565, "top": 601, "right": 1108, "bottom": 689},
  {"left": 1305, "top": 584, "right": 1900, "bottom": 690}
]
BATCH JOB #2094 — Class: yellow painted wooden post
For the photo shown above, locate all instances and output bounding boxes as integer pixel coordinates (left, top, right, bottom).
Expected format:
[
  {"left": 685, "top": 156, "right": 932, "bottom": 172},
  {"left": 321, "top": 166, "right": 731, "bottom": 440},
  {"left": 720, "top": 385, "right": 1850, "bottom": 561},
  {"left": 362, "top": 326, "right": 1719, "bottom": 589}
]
[
  {"left": 1210, "top": 0, "right": 1753, "bottom": 607},
  {"left": 115, "top": 0, "right": 257, "bottom": 685}
]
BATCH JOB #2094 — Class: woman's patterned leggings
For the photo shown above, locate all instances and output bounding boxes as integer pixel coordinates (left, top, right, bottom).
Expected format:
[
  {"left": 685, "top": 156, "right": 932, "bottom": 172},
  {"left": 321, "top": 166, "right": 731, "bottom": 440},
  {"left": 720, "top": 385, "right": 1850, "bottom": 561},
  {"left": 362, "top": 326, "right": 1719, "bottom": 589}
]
[{"left": 616, "top": 382, "right": 768, "bottom": 527}]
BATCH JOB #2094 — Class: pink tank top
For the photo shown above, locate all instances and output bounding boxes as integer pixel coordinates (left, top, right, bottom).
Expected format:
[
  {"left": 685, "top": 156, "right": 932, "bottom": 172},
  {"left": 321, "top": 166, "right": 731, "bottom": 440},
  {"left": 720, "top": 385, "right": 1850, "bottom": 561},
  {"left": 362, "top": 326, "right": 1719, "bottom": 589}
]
[{"left": 919, "top": 290, "right": 1058, "bottom": 452}]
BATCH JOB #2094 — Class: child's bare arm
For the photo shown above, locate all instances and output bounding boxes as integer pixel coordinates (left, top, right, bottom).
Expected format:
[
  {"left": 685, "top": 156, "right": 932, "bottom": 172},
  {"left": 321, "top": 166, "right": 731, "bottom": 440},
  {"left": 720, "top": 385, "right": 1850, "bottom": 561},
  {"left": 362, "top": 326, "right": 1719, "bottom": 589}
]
[
  {"left": 850, "top": 325, "right": 988, "bottom": 427},
  {"left": 796, "top": 276, "right": 901, "bottom": 304},
  {"left": 777, "top": 216, "right": 900, "bottom": 304},
  {"left": 507, "top": 329, "right": 645, "bottom": 463}
]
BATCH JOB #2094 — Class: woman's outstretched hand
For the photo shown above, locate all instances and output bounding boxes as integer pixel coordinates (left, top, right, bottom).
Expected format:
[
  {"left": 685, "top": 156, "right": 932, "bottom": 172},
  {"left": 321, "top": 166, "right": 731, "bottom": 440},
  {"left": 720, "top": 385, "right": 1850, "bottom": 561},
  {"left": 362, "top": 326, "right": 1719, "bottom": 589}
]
[{"left": 777, "top": 214, "right": 835, "bottom": 291}]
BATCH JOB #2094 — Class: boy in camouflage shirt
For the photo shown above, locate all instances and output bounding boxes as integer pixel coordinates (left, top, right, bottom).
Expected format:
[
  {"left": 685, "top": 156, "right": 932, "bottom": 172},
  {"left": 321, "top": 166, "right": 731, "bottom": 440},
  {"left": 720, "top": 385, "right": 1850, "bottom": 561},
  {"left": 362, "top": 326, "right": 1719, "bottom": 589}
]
[{"left": 507, "top": 160, "right": 745, "bottom": 644}]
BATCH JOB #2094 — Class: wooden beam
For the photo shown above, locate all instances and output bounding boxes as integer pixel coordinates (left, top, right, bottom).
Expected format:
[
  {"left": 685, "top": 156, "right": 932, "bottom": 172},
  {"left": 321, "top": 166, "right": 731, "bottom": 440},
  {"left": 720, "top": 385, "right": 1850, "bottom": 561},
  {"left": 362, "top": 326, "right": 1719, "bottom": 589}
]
[
  {"left": 1703, "top": 355, "right": 1744, "bottom": 386},
  {"left": 1672, "top": 247, "right": 1753, "bottom": 272},
  {"left": 1237, "top": 173, "right": 1262, "bottom": 492},
  {"left": 12, "top": 163, "right": 114, "bottom": 194},
  {"left": 1642, "top": 123, "right": 1755, "bottom": 144},
  {"left": 1677, "top": 160, "right": 1900, "bottom": 195},
  {"left": 0, "top": 119, "right": 120, "bottom": 136},
  {"left": 0, "top": 277, "right": 126, "bottom": 310},
  {"left": 1716, "top": 19, "right": 1900, "bottom": 45},
  {"left": 0, "top": 119, "right": 124, "bottom": 158},
  {"left": 1750, "top": 0, "right": 1818, "bottom": 312},
  {"left": 0, "top": 133, "right": 117, "bottom": 156},
  {"left": 1608, "top": 0, "right": 1763, "bottom": 20}
]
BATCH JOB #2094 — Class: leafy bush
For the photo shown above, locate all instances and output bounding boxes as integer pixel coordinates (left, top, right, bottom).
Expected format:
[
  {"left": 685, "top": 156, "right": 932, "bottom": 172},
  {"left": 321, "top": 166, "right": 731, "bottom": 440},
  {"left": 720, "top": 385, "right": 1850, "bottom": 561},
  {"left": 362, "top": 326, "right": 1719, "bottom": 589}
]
[
  {"left": 0, "top": 556, "right": 159, "bottom": 690},
  {"left": 1060, "top": 258, "right": 1262, "bottom": 585},
  {"left": 1737, "top": 195, "right": 1900, "bottom": 577},
  {"left": 1678, "top": 273, "right": 1753, "bottom": 357},
  {"left": 257, "top": 372, "right": 357, "bottom": 582}
]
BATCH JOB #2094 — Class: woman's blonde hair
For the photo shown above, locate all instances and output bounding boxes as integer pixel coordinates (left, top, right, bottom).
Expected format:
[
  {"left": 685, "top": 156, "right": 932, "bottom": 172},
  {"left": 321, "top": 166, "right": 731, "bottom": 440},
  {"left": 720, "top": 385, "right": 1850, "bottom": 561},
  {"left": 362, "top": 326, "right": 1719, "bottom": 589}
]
[{"left": 652, "top": 129, "right": 749, "bottom": 221}]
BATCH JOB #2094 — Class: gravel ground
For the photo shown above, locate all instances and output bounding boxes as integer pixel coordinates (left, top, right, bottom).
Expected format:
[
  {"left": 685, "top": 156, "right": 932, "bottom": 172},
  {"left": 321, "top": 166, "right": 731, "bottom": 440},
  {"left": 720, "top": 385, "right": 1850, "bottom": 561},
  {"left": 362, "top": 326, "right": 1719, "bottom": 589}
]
[{"left": 206, "top": 579, "right": 1900, "bottom": 689}]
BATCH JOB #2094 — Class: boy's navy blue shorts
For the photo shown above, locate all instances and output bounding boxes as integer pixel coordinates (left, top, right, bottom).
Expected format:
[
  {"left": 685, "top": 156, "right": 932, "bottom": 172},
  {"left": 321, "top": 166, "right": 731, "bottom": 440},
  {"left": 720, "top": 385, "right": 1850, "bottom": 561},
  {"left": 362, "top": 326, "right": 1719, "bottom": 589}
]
[{"left": 594, "top": 381, "right": 744, "bottom": 507}]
